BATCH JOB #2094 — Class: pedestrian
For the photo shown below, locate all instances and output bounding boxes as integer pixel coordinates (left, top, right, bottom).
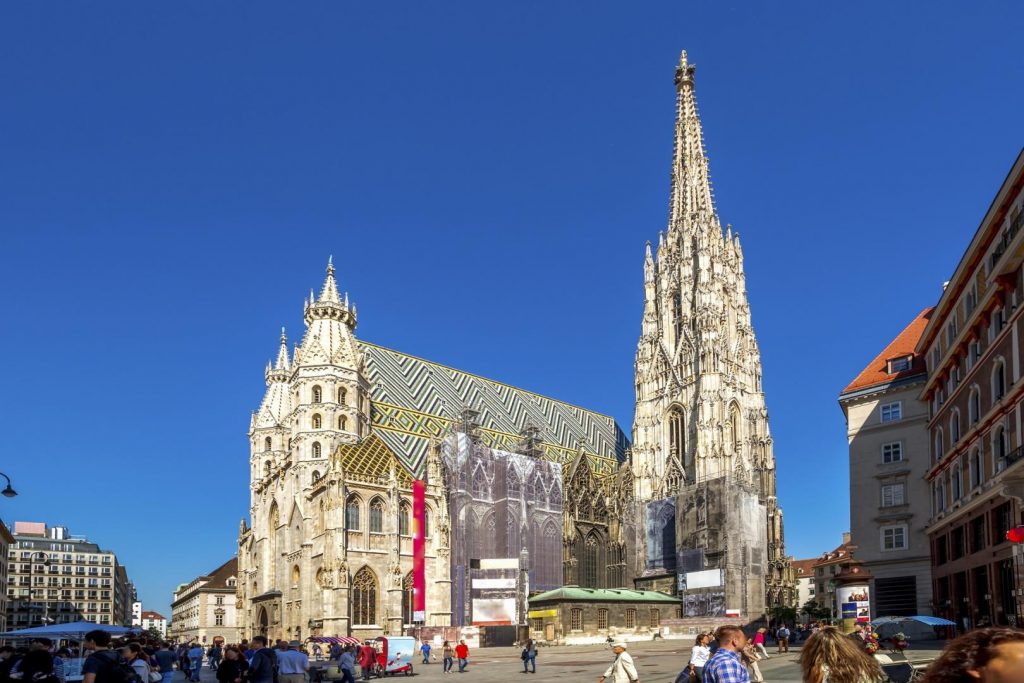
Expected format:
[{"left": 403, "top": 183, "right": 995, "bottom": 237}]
[
  {"left": 153, "top": 644, "right": 176, "bottom": 683},
  {"left": 358, "top": 642, "right": 376, "bottom": 681},
  {"left": 311, "top": 644, "right": 321, "bottom": 663},
  {"left": 703, "top": 626, "right": 750, "bottom": 683},
  {"left": 338, "top": 647, "right": 356, "bottom": 683},
  {"left": 15, "top": 639, "right": 57, "bottom": 683},
  {"left": 454, "top": 641, "right": 469, "bottom": 674},
  {"left": 329, "top": 644, "right": 342, "bottom": 663},
  {"left": 54, "top": 648, "right": 72, "bottom": 683},
  {"left": 215, "top": 647, "right": 248, "bottom": 683},
  {"left": 187, "top": 644, "right": 204, "bottom": 683},
  {"left": 751, "top": 628, "right": 770, "bottom": 660},
  {"left": 81, "top": 631, "right": 120, "bottom": 683},
  {"left": 682, "top": 632, "right": 710, "bottom": 683},
  {"left": 248, "top": 636, "right": 278, "bottom": 683},
  {"left": 740, "top": 642, "right": 763, "bottom": 683},
  {"left": 520, "top": 638, "right": 536, "bottom": 675},
  {"left": 122, "top": 643, "right": 153, "bottom": 683},
  {"left": 277, "top": 641, "right": 309, "bottom": 683},
  {"left": 419, "top": 641, "right": 431, "bottom": 665},
  {"left": 799, "top": 626, "right": 883, "bottom": 683},
  {"left": 208, "top": 645, "right": 222, "bottom": 672},
  {"left": 441, "top": 641, "right": 453, "bottom": 675},
  {"left": 776, "top": 625, "right": 790, "bottom": 653},
  {"left": 920, "top": 626, "right": 1024, "bottom": 683},
  {"left": 597, "top": 642, "right": 638, "bottom": 683}
]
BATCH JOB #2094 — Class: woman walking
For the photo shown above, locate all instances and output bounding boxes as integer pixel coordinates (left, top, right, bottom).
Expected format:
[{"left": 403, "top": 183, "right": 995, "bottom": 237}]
[
  {"left": 215, "top": 647, "right": 249, "bottom": 683},
  {"left": 122, "top": 644, "right": 154, "bottom": 683},
  {"left": 684, "top": 633, "right": 711, "bottom": 682},
  {"left": 751, "top": 628, "right": 770, "bottom": 660},
  {"left": 441, "top": 641, "right": 454, "bottom": 674},
  {"left": 799, "top": 626, "right": 884, "bottom": 683}
]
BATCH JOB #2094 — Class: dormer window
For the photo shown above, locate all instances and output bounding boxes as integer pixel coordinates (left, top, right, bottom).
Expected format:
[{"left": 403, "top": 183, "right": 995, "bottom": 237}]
[{"left": 888, "top": 356, "right": 913, "bottom": 373}]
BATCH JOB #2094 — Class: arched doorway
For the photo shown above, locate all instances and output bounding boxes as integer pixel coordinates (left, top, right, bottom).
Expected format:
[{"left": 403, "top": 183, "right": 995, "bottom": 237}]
[{"left": 256, "top": 606, "right": 269, "bottom": 636}]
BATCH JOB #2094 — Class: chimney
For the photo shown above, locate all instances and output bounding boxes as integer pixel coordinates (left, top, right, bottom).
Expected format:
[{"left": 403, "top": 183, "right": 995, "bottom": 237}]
[{"left": 842, "top": 532, "right": 852, "bottom": 544}]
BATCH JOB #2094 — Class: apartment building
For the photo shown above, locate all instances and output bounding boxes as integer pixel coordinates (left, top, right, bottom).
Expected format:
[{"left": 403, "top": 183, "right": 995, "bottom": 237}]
[
  {"left": 169, "top": 558, "right": 239, "bottom": 644},
  {"left": 792, "top": 558, "right": 817, "bottom": 618},
  {"left": 840, "top": 309, "right": 934, "bottom": 616},
  {"left": 811, "top": 534, "right": 856, "bottom": 616},
  {"left": 919, "top": 149, "right": 1024, "bottom": 629},
  {"left": 0, "top": 520, "right": 13, "bottom": 633},
  {"left": 6, "top": 521, "right": 134, "bottom": 628}
]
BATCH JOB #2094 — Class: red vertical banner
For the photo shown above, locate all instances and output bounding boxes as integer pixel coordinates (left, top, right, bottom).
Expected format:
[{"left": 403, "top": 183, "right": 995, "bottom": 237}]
[{"left": 413, "top": 479, "right": 426, "bottom": 622}]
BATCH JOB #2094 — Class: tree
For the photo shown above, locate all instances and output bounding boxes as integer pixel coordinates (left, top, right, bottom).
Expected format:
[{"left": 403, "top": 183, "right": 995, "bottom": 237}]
[
  {"left": 800, "top": 598, "right": 830, "bottom": 621},
  {"left": 769, "top": 605, "right": 798, "bottom": 625},
  {"left": 146, "top": 626, "right": 164, "bottom": 641}
]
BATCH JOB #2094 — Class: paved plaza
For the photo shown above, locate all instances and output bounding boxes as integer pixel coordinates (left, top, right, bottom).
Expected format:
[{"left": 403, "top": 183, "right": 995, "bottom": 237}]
[{"left": 183, "top": 639, "right": 948, "bottom": 683}]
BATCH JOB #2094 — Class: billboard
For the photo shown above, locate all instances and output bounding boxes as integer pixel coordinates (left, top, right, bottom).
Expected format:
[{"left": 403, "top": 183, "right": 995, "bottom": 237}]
[
  {"left": 413, "top": 480, "right": 426, "bottom": 622},
  {"left": 685, "top": 569, "right": 724, "bottom": 589}
]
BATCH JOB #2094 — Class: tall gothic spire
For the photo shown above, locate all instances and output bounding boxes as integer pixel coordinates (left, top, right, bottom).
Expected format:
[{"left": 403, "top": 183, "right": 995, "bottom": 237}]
[
  {"left": 304, "top": 257, "right": 356, "bottom": 329},
  {"left": 667, "top": 50, "right": 716, "bottom": 234}
]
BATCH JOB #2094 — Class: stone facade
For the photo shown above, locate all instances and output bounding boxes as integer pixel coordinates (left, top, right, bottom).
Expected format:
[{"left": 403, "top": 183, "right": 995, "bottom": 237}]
[
  {"left": 630, "top": 51, "right": 792, "bottom": 616},
  {"left": 170, "top": 558, "right": 240, "bottom": 644},
  {"left": 527, "top": 587, "right": 682, "bottom": 644},
  {"left": 840, "top": 313, "right": 934, "bottom": 617},
  {"left": 920, "top": 149, "right": 1024, "bottom": 628}
]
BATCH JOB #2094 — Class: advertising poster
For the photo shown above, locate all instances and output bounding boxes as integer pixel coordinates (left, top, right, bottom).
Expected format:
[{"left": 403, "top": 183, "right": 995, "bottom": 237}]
[
  {"left": 835, "top": 584, "right": 870, "bottom": 630},
  {"left": 413, "top": 479, "right": 426, "bottom": 622}
]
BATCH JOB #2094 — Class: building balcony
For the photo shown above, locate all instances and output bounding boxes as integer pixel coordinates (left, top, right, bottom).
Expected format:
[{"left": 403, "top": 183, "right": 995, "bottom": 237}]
[{"left": 990, "top": 210, "right": 1024, "bottom": 278}]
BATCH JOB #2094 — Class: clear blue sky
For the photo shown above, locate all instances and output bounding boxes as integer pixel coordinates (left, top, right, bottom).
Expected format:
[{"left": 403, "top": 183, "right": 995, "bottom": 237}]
[{"left": 2, "top": 2, "right": 1022, "bottom": 618}]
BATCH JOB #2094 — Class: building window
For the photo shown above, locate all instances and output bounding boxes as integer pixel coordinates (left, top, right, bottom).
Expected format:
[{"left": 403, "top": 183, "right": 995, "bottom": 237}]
[
  {"left": 216, "top": 596, "right": 223, "bottom": 605},
  {"left": 345, "top": 497, "right": 360, "bottom": 530},
  {"left": 952, "top": 464, "right": 963, "bottom": 501},
  {"left": 352, "top": 567, "right": 377, "bottom": 625},
  {"left": 650, "top": 608, "right": 661, "bottom": 628},
  {"left": 992, "top": 360, "right": 1007, "bottom": 401},
  {"left": 311, "top": 471, "right": 321, "bottom": 485},
  {"left": 370, "top": 498, "right": 385, "bottom": 533},
  {"left": 934, "top": 429, "right": 944, "bottom": 462},
  {"left": 570, "top": 608, "right": 583, "bottom": 631},
  {"left": 950, "top": 410, "right": 961, "bottom": 443},
  {"left": 264, "top": 437, "right": 272, "bottom": 452},
  {"left": 401, "top": 572, "right": 415, "bottom": 626},
  {"left": 338, "top": 415, "right": 347, "bottom": 430},
  {"left": 881, "top": 525, "right": 908, "bottom": 551},
  {"left": 312, "top": 414, "right": 322, "bottom": 429},
  {"left": 624, "top": 608, "right": 636, "bottom": 629},
  {"left": 881, "top": 483, "right": 906, "bottom": 507},
  {"left": 970, "top": 449, "right": 983, "bottom": 488},
  {"left": 312, "top": 442, "right": 322, "bottom": 458},
  {"left": 312, "top": 385, "right": 322, "bottom": 403},
  {"left": 668, "top": 407, "right": 685, "bottom": 461},
  {"left": 581, "top": 533, "right": 601, "bottom": 588},
  {"left": 994, "top": 426, "right": 1008, "bottom": 470},
  {"left": 399, "top": 502, "right": 411, "bottom": 536},
  {"left": 969, "top": 386, "right": 981, "bottom": 424},
  {"left": 947, "top": 320, "right": 958, "bottom": 345},
  {"left": 424, "top": 507, "right": 432, "bottom": 537},
  {"left": 881, "top": 402, "right": 902, "bottom": 423},
  {"left": 597, "top": 608, "right": 609, "bottom": 630},
  {"left": 889, "top": 356, "right": 912, "bottom": 373},
  {"left": 338, "top": 388, "right": 347, "bottom": 405},
  {"left": 882, "top": 442, "right": 903, "bottom": 463},
  {"left": 215, "top": 613, "right": 224, "bottom": 626}
]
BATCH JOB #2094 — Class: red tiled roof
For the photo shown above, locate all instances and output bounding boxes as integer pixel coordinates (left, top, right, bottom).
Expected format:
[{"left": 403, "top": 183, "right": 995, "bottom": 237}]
[
  {"left": 141, "top": 611, "right": 165, "bottom": 621},
  {"left": 813, "top": 541, "right": 855, "bottom": 568},
  {"left": 206, "top": 557, "right": 237, "bottom": 589},
  {"left": 841, "top": 308, "right": 934, "bottom": 395},
  {"left": 791, "top": 558, "right": 818, "bottom": 577}
]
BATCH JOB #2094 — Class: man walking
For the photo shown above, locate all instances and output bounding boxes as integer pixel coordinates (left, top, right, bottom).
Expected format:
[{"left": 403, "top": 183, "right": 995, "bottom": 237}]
[
  {"left": 338, "top": 646, "right": 356, "bottom": 683},
  {"left": 597, "top": 642, "right": 638, "bottom": 683},
  {"left": 703, "top": 626, "right": 749, "bottom": 683},
  {"left": 81, "top": 630, "right": 119, "bottom": 683},
  {"left": 420, "top": 640, "right": 431, "bottom": 665},
  {"left": 277, "top": 641, "right": 309, "bottom": 683},
  {"left": 153, "top": 643, "right": 177, "bottom": 683},
  {"left": 521, "top": 638, "right": 536, "bottom": 674},
  {"left": 187, "top": 643, "right": 204, "bottom": 683},
  {"left": 454, "top": 640, "right": 469, "bottom": 673},
  {"left": 776, "top": 625, "right": 790, "bottom": 654},
  {"left": 248, "top": 636, "right": 278, "bottom": 683}
]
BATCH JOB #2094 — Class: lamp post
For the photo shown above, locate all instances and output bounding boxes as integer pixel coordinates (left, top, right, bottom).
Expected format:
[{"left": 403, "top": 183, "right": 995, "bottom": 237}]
[
  {"left": 0, "top": 472, "right": 16, "bottom": 498},
  {"left": 26, "top": 551, "right": 51, "bottom": 627}
]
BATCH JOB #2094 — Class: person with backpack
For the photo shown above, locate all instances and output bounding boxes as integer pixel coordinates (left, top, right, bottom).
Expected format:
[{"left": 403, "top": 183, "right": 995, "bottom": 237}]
[
  {"left": 121, "top": 644, "right": 152, "bottom": 683},
  {"left": 776, "top": 625, "right": 791, "bottom": 653},
  {"left": 247, "top": 637, "right": 277, "bottom": 683},
  {"left": 521, "top": 638, "right": 536, "bottom": 674},
  {"left": 82, "top": 631, "right": 135, "bottom": 683}
]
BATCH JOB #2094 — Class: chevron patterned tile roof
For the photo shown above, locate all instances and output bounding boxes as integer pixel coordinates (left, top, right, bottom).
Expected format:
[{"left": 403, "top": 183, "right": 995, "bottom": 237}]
[{"left": 359, "top": 342, "right": 629, "bottom": 477}]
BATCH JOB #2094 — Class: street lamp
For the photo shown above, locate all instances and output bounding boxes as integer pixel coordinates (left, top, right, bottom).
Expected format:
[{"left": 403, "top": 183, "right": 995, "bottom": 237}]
[{"left": 0, "top": 472, "right": 16, "bottom": 498}]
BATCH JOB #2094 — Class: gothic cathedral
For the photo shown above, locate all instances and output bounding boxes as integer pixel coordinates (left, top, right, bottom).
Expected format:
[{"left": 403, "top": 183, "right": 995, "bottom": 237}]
[{"left": 236, "top": 51, "right": 793, "bottom": 642}]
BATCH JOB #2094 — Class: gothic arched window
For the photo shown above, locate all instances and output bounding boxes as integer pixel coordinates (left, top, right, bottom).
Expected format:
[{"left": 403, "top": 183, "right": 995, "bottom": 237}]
[
  {"left": 345, "top": 496, "right": 360, "bottom": 530},
  {"left": 312, "top": 385, "right": 322, "bottom": 404},
  {"left": 311, "top": 470, "right": 321, "bottom": 484},
  {"left": 401, "top": 572, "right": 415, "bottom": 625},
  {"left": 729, "top": 403, "right": 741, "bottom": 452},
  {"left": 369, "top": 498, "right": 385, "bottom": 533},
  {"left": 264, "top": 437, "right": 272, "bottom": 452},
  {"left": 667, "top": 407, "right": 685, "bottom": 461},
  {"left": 338, "top": 388, "right": 347, "bottom": 405},
  {"left": 471, "top": 466, "right": 488, "bottom": 499},
  {"left": 581, "top": 532, "right": 602, "bottom": 588},
  {"left": 312, "top": 442, "right": 322, "bottom": 458},
  {"left": 507, "top": 469, "right": 521, "bottom": 498},
  {"left": 312, "top": 414, "right": 322, "bottom": 429},
  {"left": 550, "top": 483, "right": 562, "bottom": 507},
  {"left": 399, "top": 501, "right": 411, "bottom": 536},
  {"left": 269, "top": 502, "right": 280, "bottom": 558},
  {"left": 423, "top": 507, "right": 432, "bottom": 537},
  {"left": 338, "top": 415, "right": 347, "bottom": 431},
  {"left": 352, "top": 567, "right": 377, "bottom": 625}
]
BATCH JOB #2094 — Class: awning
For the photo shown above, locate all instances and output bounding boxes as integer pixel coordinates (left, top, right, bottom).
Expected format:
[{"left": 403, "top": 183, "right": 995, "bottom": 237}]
[{"left": 307, "top": 636, "right": 361, "bottom": 645}]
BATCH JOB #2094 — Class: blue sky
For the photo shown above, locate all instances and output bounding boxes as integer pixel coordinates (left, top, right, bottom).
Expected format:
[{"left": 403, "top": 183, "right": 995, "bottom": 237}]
[{"left": 2, "top": 2, "right": 1022, "bottom": 617}]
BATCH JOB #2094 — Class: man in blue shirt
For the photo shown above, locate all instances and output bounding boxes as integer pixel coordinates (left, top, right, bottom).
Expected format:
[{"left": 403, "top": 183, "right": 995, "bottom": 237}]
[{"left": 703, "top": 626, "right": 749, "bottom": 683}]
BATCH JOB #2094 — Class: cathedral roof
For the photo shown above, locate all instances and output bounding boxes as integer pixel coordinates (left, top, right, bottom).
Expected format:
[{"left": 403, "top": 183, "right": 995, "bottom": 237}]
[
  {"left": 336, "top": 432, "right": 415, "bottom": 487},
  {"left": 841, "top": 308, "right": 933, "bottom": 396},
  {"left": 359, "top": 342, "right": 629, "bottom": 478}
]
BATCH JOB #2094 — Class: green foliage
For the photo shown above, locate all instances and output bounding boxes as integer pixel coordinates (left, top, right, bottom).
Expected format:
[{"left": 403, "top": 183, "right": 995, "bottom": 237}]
[
  {"left": 146, "top": 626, "right": 164, "bottom": 641},
  {"left": 769, "top": 605, "right": 798, "bottom": 623},
  {"left": 800, "top": 598, "right": 831, "bottom": 620}
]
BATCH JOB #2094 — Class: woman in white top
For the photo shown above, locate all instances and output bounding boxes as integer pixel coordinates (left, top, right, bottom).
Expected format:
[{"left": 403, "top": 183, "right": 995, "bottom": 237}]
[
  {"left": 685, "top": 633, "right": 711, "bottom": 681},
  {"left": 123, "top": 644, "right": 154, "bottom": 683}
]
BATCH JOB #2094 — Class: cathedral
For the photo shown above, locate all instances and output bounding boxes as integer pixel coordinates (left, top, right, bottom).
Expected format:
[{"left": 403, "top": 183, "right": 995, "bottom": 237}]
[{"left": 236, "top": 51, "right": 793, "bottom": 642}]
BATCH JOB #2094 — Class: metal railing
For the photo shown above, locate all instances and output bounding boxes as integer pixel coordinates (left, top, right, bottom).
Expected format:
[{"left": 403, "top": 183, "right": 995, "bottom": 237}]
[
  {"left": 997, "top": 445, "right": 1024, "bottom": 471},
  {"left": 991, "top": 211, "right": 1024, "bottom": 269}
]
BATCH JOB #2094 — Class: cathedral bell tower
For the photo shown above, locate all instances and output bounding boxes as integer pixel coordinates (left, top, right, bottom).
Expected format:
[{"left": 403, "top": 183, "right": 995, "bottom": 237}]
[{"left": 631, "top": 51, "right": 791, "bottom": 617}]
